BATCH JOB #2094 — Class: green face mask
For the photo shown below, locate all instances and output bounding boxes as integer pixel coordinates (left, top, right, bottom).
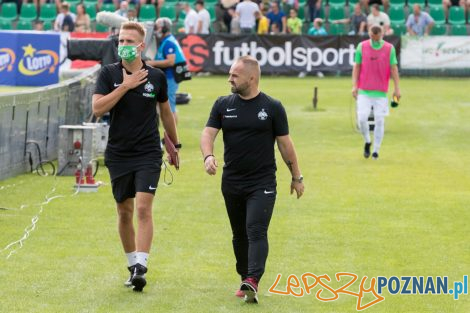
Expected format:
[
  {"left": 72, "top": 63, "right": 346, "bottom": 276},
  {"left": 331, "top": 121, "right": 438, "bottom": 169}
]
[{"left": 118, "top": 43, "right": 142, "bottom": 63}]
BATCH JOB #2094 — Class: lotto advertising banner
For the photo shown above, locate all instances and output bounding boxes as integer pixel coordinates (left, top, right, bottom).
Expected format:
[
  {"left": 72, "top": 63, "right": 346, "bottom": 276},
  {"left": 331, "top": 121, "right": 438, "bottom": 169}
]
[
  {"left": 0, "top": 31, "right": 60, "bottom": 86},
  {"left": 401, "top": 36, "right": 470, "bottom": 69},
  {"left": 177, "top": 34, "right": 400, "bottom": 75}
]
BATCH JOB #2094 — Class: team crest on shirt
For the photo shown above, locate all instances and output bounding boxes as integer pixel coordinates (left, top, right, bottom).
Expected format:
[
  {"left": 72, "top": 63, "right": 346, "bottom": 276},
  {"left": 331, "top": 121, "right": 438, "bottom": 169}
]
[
  {"left": 143, "top": 81, "right": 155, "bottom": 98},
  {"left": 258, "top": 109, "right": 268, "bottom": 120},
  {"left": 144, "top": 81, "right": 154, "bottom": 92}
]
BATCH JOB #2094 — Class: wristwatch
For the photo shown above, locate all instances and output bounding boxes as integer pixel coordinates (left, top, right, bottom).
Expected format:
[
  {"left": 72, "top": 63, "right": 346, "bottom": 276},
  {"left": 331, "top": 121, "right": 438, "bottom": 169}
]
[
  {"left": 292, "top": 175, "right": 303, "bottom": 183},
  {"left": 175, "top": 143, "right": 182, "bottom": 149}
]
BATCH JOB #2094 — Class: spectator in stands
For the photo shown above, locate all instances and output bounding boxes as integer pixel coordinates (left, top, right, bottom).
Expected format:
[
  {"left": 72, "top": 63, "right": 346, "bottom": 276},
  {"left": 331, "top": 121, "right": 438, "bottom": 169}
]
[
  {"left": 180, "top": 2, "right": 199, "bottom": 33},
  {"left": 54, "top": 2, "right": 76, "bottom": 32},
  {"left": 307, "top": 0, "right": 322, "bottom": 23},
  {"left": 34, "top": 20, "right": 45, "bottom": 31},
  {"left": 361, "top": 0, "right": 389, "bottom": 14},
  {"left": 267, "top": 1, "right": 287, "bottom": 33},
  {"left": 287, "top": 8, "right": 302, "bottom": 34},
  {"left": 255, "top": 9, "right": 269, "bottom": 34},
  {"left": 115, "top": 1, "right": 129, "bottom": 18},
  {"left": 282, "top": 0, "right": 299, "bottom": 15},
  {"left": 75, "top": 3, "right": 91, "bottom": 32},
  {"left": 406, "top": 4, "right": 434, "bottom": 36},
  {"left": 442, "top": 0, "right": 469, "bottom": 20},
  {"left": 270, "top": 21, "right": 281, "bottom": 34},
  {"left": 128, "top": 8, "right": 138, "bottom": 21},
  {"left": 333, "top": 3, "right": 367, "bottom": 36},
  {"left": 213, "top": 0, "right": 229, "bottom": 33},
  {"left": 367, "top": 4, "right": 393, "bottom": 35},
  {"left": 195, "top": 0, "right": 211, "bottom": 34},
  {"left": 229, "top": 7, "right": 241, "bottom": 34},
  {"left": 235, "top": 0, "right": 259, "bottom": 34},
  {"left": 307, "top": 17, "right": 327, "bottom": 35}
]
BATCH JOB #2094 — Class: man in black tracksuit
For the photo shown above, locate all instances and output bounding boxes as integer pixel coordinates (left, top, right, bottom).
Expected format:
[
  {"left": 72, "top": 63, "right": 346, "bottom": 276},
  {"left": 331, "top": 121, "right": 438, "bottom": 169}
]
[{"left": 200, "top": 56, "right": 304, "bottom": 304}]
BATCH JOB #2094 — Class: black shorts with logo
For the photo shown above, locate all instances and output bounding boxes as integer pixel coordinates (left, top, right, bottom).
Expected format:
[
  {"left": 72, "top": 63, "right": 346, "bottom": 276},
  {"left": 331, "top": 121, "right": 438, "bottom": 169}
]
[{"left": 111, "top": 169, "right": 161, "bottom": 203}]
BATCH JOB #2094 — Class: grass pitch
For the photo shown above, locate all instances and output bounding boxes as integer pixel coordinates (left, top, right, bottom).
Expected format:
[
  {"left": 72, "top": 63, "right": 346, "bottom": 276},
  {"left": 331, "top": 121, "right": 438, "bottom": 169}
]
[{"left": 0, "top": 76, "right": 469, "bottom": 313}]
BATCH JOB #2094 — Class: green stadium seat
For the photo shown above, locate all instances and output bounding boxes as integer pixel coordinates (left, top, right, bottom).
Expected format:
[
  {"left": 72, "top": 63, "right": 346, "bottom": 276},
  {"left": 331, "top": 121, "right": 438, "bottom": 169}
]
[
  {"left": 429, "top": 6, "right": 445, "bottom": 25},
  {"left": 95, "top": 23, "right": 109, "bottom": 32},
  {"left": 158, "top": 4, "right": 174, "bottom": 20},
  {"left": 140, "top": 4, "right": 157, "bottom": 21},
  {"left": 39, "top": 3, "right": 57, "bottom": 22},
  {"left": 206, "top": 3, "right": 216, "bottom": 22},
  {"left": 389, "top": 0, "right": 406, "bottom": 8},
  {"left": 391, "top": 23, "right": 406, "bottom": 35},
  {"left": 67, "top": 0, "right": 81, "bottom": 6},
  {"left": 450, "top": 24, "right": 468, "bottom": 35},
  {"left": 19, "top": 3, "right": 38, "bottom": 22},
  {"left": 0, "top": 2, "right": 18, "bottom": 22},
  {"left": 16, "top": 20, "right": 33, "bottom": 30},
  {"left": 389, "top": 6, "right": 405, "bottom": 24},
  {"left": 329, "top": 22, "right": 346, "bottom": 35},
  {"left": 328, "top": 4, "right": 345, "bottom": 22},
  {"left": 84, "top": 3, "right": 97, "bottom": 21},
  {"left": 430, "top": 23, "right": 447, "bottom": 35},
  {"left": 83, "top": 0, "right": 98, "bottom": 5},
  {"left": 448, "top": 6, "right": 465, "bottom": 25},
  {"left": 297, "top": 4, "right": 305, "bottom": 20},
  {"left": 328, "top": 0, "right": 346, "bottom": 5},
  {"left": 427, "top": 0, "right": 442, "bottom": 7},
  {"left": 43, "top": 20, "right": 52, "bottom": 30},
  {"left": 0, "top": 19, "right": 13, "bottom": 30},
  {"left": 100, "top": 3, "right": 116, "bottom": 12},
  {"left": 407, "top": 1, "right": 426, "bottom": 7}
]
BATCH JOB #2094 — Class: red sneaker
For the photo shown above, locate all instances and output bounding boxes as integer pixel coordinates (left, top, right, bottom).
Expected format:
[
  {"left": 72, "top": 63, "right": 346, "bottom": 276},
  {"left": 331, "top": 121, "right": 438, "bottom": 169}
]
[
  {"left": 235, "top": 289, "right": 244, "bottom": 298},
  {"left": 240, "top": 277, "right": 259, "bottom": 304}
]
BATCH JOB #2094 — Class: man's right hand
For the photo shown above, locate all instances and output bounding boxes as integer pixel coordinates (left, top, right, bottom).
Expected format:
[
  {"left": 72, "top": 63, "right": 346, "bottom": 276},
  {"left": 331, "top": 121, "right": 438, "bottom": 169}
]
[
  {"left": 204, "top": 156, "right": 218, "bottom": 175},
  {"left": 122, "top": 68, "right": 148, "bottom": 90},
  {"left": 352, "top": 87, "right": 358, "bottom": 99}
]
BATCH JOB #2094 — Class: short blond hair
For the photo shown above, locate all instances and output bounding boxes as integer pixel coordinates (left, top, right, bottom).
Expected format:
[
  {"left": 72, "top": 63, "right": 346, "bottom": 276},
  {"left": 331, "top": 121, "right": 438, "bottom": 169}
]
[{"left": 121, "top": 21, "right": 146, "bottom": 40}]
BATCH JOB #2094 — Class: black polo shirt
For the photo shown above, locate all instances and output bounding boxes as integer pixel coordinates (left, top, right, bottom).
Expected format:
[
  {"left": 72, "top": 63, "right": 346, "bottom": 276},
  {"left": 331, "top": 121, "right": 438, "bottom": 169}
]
[
  {"left": 206, "top": 92, "right": 289, "bottom": 185},
  {"left": 94, "top": 61, "right": 168, "bottom": 179}
]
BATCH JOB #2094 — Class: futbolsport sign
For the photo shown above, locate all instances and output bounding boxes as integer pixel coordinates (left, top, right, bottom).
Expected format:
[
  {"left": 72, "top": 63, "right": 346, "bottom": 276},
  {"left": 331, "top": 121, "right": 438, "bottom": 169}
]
[{"left": 176, "top": 34, "right": 400, "bottom": 75}]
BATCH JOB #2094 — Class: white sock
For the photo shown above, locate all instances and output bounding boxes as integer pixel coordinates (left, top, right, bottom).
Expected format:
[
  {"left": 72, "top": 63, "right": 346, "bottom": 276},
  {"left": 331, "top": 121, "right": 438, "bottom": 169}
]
[
  {"left": 373, "top": 116, "right": 385, "bottom": 153},
  {"left": 126, "top": 251, "right": 137, "bottom": 267},
  {"left": 136, "top": 252, "right": 149, "bottom": 267}
]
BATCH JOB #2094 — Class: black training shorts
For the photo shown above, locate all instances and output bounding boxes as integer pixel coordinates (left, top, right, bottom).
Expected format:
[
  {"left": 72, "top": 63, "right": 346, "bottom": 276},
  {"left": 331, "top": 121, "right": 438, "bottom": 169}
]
[{"left": 111, "top": 169, "right": 161, "bottom": 203}]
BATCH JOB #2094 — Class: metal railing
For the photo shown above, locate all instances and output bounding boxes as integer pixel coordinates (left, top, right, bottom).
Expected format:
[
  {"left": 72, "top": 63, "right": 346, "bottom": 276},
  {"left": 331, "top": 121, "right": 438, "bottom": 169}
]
[{"left": 0, "top": 65, "right": 100, "bottom": 181}]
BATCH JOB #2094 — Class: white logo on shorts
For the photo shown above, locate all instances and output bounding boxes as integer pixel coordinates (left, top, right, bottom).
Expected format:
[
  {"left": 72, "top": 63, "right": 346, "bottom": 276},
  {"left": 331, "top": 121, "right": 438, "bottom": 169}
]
[{"left": 149, "top": 186, "right": 157, "bottom": 190}]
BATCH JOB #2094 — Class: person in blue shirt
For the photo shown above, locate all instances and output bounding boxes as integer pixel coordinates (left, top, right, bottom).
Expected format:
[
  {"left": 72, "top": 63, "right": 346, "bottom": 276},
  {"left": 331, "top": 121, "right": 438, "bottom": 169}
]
[
  {"left": 148, "top": 17, "right": 187, "bottom": 124},
  {"left": 266, "top": 2, "right": 287, "bottom": 33},
  {"left": 406, "top": 4, "right": 434, "bottom": 36}
]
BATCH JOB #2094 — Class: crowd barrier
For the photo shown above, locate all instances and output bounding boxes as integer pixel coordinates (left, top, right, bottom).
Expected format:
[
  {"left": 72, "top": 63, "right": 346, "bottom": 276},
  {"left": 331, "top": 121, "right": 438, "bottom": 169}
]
[{"left": 0, "top": 65, "right": 99, "bottom": 180}]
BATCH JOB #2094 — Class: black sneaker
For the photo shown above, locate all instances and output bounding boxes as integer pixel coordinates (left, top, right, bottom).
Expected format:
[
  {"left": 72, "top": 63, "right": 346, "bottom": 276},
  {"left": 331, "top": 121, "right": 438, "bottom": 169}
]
[
  {"left": 124, "top": 265, "right": 135, "bottom": 287},
  {"left": 372, "top": 152, "right": 379, "bottom": 160},
  {"left": 240, "top": 277, "right": 259, "bottom": 304},
  {"left": 131, "top": 263, "right": 147, "bottom": 292},
  {"left": 364, "top": 142, "right": 371, "bottom": 158}
]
